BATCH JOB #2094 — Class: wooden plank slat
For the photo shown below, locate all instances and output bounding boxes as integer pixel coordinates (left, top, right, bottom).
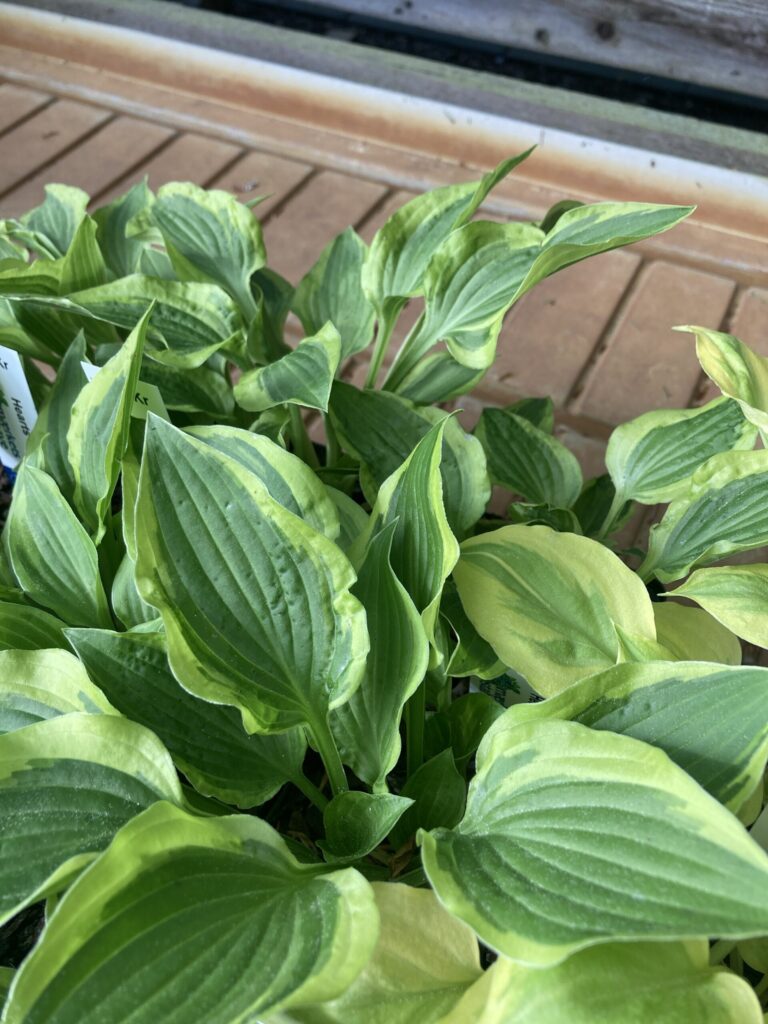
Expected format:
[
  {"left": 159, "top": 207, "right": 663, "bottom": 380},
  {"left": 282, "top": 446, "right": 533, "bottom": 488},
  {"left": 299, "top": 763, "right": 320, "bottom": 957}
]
[
  {"left": 0, "top": 99, "right": 110, "bottom": 201},
  {"left": 0, "top": 82, "right": 51, "bottom": 134},
  {"left": 1, "top": 115, "right": 174, "bottom": 218},
  {"left": 207, "top": 150, "right": 313, "bottom": 219}
]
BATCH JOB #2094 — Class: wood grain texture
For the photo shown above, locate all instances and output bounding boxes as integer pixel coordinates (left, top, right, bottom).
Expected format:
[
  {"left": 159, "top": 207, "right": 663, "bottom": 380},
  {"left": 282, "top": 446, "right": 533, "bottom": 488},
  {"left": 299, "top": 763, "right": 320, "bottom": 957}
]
[{"left": 0, "top": 82, "right": 51, "bottom": 134}]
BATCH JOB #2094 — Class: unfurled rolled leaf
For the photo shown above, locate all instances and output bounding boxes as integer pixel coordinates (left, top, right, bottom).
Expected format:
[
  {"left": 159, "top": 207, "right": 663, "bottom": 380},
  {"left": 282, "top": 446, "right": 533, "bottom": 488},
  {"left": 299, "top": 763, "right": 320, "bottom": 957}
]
[
  {"left": 421, "top": 719, "right": 768, "bottom": 966},
  {"left": 478, "top": 660, "right": 768, "bottom": 810},
  {"left": 640, "top": 450, "right": 768, "bottom": 582},
  {"left": 68, "top": 628, "right": 308, "bottom": 808},
  {"left": 92, "top": 179, "right": 153, "bottom": 277},
  {"left": 5, "top": 464, "right": 111, "bottom": 628},
  {"left": 4, "top": 802, "right": 378, "bottom": 1024},
  {"left": 293, "top": 227, "right": 375, "bottom": 359},
  {"left": 332, "top": 523, "right": 428, "bottom": 788},
  {"left": 0, "top": 600, "right": 67, "bottom": 651},
  {"left": 147, "top": 182, "right": 266, "bottom": 317},
  {"left": 606, "top": 397, "right": 755, "bottom": 505},
  {"left": 440, "top": 940, "right": 762, "bottom": 1024},
  {"left": 329, "top": 382, "right": 489, "bottom": 538},
  {"left": 66, "top": 306, "right": 148, "bottom": 540},
  {"left": 326, "top": 486, "right": 369, "bottom": 553},
  {"left": 453, "top": 524, "right": 656, "bottom": 695},
  {"left": 0, "top": 648, "right": 116, "bottom": 734},
  {"left": 249, "top": 267, "right": 294, "bottom": 362},
  {"left": 671, "top": 566, "right": 768, "bottom": 649},
  {"left": 59, "top": 215, "right": 107, "bottom": 294},
  {"left": 653, "top": 600, "right": 742, "bottom": 665},
  {"left": 0, "top": 712, "right": 182, "bottom": 926},
  {"left": 321, "top": 792, "right": 413, "bottom": 861},
  {"left": 20, "top": 184, "right": 89, "bottom": 258},
  {"left": 476, "top": 407, "right": 582, "bottom": 508},
  {"left": 234, "top": 323, "right": 341, "bottom": 413},
  {"left": 135, "top": 416, "right": 368, "bottom": 735},
  {"left": 187, "top": 424, "right": 339, "bottom": 540},
  {"left": 389, "top": 749, "right": 466, "bottom": 849},
  {"left": 681, "top": 325, "right": 768, "bottom": 436}
]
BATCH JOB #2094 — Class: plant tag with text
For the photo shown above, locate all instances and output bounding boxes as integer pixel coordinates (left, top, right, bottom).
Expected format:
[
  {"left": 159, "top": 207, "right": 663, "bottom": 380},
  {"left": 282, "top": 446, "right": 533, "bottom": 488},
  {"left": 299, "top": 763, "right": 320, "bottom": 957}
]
[
  {"left": 81, "top": 361, "right": 170, "bottom": 422},
  {"left": 0, "top": 345, "right": 38, "bottom": 470}
]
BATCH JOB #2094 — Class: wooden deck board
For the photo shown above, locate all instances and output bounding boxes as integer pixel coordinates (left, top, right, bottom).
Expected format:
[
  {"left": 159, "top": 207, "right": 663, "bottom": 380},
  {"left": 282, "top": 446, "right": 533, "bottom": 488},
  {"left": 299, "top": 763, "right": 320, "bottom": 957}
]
[{"left": 0, "top": 82, "right": 51, "bottom": 133}]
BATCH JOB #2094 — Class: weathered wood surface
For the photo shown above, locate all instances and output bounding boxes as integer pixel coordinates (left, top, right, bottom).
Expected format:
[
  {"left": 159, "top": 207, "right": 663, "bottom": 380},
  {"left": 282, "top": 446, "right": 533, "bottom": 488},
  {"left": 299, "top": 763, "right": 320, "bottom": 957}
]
[{"left": 315, "top": 0, "right": 768, "bottom": 99}]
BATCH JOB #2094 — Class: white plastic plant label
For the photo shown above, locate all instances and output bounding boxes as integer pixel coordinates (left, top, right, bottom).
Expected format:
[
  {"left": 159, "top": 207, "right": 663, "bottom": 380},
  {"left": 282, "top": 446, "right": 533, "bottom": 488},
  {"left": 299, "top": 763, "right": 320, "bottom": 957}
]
[
  {"left": 80, "top": 362, "right": 171, "bottom": 422},
  {"left": 0, "top": 344, "right": 38, "bottom": 470}
]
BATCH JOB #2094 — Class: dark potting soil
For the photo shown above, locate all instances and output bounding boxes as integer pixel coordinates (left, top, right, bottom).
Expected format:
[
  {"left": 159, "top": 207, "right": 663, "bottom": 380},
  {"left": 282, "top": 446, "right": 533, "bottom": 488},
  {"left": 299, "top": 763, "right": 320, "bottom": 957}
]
[{"left": 0, "top": 469, "right": 12, "bottom": 533}]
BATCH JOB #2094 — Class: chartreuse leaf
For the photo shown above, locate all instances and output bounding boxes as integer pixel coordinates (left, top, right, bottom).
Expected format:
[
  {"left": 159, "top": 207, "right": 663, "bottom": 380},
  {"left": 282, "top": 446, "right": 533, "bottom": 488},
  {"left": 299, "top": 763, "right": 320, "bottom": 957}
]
[
  {"left": 293, "top": 227, "right": 375, "bottom": 358},
  {"left": 135, "top": 416, "right": 368, "bottom": 737},
  {"left": 390, "top": 749, "right": 466, "bottom": 849},
  {"left": 681, "top": 325, "right": 768, "bottom": 436},
  {"left": 20, "top": 184, "right": 89, "bottom": 257},
  {"left": 453, "top": 524, "right": 656, "bottom": 696},
  {"left": 329, "top": 382, "right": 489, "bottom": 538},
  {"left": 59, "top": 215, "right": 107, "bottom": 293},
  {"left": 439, "top": 940, "right": 761, "bottom": 1024},
  {"left": 4, "top": 802, "right": 378, "bottom": 1024},
  {"left": 320, "top": 793, "right": 413, "bottom": 861},
  {"left": 68, "top": 628, "right": 309, "bottom": 809},
  {"left": 5, "top": 464, "right": 111, "bottom": 628},
  {"left": 66, "top": 306, "right": 148, "bottom": 540},
  {"left": 0, "top": 648, "right": 116, "bottom": 734},
  {"left": 671, "top": 565, "right": 768, "bottom": 649},
  {"left": 145, "top": 182, "right": 267, "bottom": 318},
  {"left": 234, "top": 323, "right": 341, "bottom": 413},
  {"left": 277, "top": 882, "right": 481, "bottom": 1024},
  {"left": 0, "top": 712, "right": 182, "bottom": 927},
  {"left": 478, "top": 660, "right": 768, "bottom": 810},
  {"left": 331, "top": 523, "right": 428, "bottom": 788},
  {"left": 92, "top": 179, "right": 153, "bottom": 277},
  {"left": 606, "top": 397, "right": 755, "bottom": 506},
  {"left": 476, "top": 407, "right": 582, "bottom": 507},
  {"left": 187, "top": 424, "right": 340, "bottom": 540},
  {"left": 421, "top": 719, "right": 768, "bottom": 966},
  {"left": 0, "top": 601, "right": 67, "bottom": 651},
  {"left": 653, "top": 600, "right": 742, "bottom": 665},
  {"left": 639, "top": 450, "right": 768, "bottom": 582}
]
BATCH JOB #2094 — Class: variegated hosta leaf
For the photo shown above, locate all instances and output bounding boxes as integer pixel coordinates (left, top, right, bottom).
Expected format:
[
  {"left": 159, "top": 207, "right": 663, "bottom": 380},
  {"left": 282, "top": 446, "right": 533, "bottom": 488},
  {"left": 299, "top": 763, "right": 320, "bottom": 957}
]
[
  {"left": 395, "top": 350, "right": 485, "bottom": 404},
  {"left": 441, "top": 583, "right": 504, "bottom": 680},
  {"left": 326, "top": 486, "right": 369, "bottom": 553},
  {"left": 0, "top": 712, "right": 182, "bottom": 926},
  {"left": 135, "top": 416, "right": 368, "bottom": 736},
  {"left": 139, "top": 358, "right": 235, "bottom": 417},
  {"left": 639, "top": 450, "right": 768, "bottom": 582},
  {"left": 320, "top": 793, "right": 413, "bottom": 861},
  {"left": 0, "top": 647, "right": 116, "bottom": 734},
  {"left": 653, "top": 600, "right": 742, "bottom": 665},
  {"left": 111, "top": 551, "right": 156, "bottom": 629},
  {"left": 66, "top": 306, "right": 148, "bottom": 540},
  {"left": 606, "top": 397, "right": 756, "bottom": 505},
  {"left": 439, "top": 941, "right": 762, "bottom": 1024},
  {"left": 68, "top": 628, "right": 308, "bottom": 809},
  {"left": 234, "top": 323, "right": 341, "bottom": 413},
  {"left": 476, "top": 406, "right": 583, "bottom": 508},
  {"left": 293, "top": 227, "right": 375, "bottom": 359},
  {"left": 4, "top": 463, "right": 112, "bottom": 628},
  {"left": 4, "top": 802, "right": 378, "bottom": 1024},
  {"left": 0, "top": 600, "right": 67, "bottom": 651},
  {"left": 477, "top": 660, "right": 768, "bottom": 810},
  {"left": 332, "top": 523, "right": 429, "bottom": 788},
  {"left": 329, "top": 382, "right": 489, "bottom": 538},
  {"left": 453, "top": 524, "right": 656, "bottom": 695},
  {"left": 681, "top": 325, "right": 768, "bottom": 436},
  {"left": 672, "top": 565, "right": 768, "bottom": 649},
  {"left": 275, "top": 882, "right": 481, "bottom": 1024},
  {"left": 59, "top": 215, "right": 107, "bottom": 293},
  {"left": 421, "top": 719, "right": 768, "bottom": 966},
  {"left": 19, "top": 184, "right": 89, "bottom": 257},
  {"left": 187, "top": 424, "right": 340, "bottom": 540},
  {"left": 92, "top": 179, "right": 154, "bottom": 277}
]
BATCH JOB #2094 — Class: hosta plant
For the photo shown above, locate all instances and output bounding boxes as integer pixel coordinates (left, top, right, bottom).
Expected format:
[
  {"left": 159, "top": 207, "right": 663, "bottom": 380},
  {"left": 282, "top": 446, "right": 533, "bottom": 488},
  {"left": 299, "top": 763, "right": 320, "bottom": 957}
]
[{"left": 0, "top": 153, "right": 767, "bottom": 1022}]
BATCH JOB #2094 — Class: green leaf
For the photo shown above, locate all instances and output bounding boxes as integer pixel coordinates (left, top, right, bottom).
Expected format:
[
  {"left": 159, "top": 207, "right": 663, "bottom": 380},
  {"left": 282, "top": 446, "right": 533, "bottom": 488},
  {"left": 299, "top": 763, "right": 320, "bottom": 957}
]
[
  {"left": 0, "top": 712, "right": 182, "bottom": 926},
  {"left": 278, "top": 882, "right": 481, "bottom": 1024},
  {"left": 572, "top": 474, "right": 632, "bottom": 537},
  {"left": 0, "top": 648, "right": 116, "bottom": 734},
  {"left": 640, "top": 450, "right": 768, "bottom": 582},
  {"left": 111, "top": 551, "right": 156, "bottom": 628},
  {"left": 329, "top": 382, "right": 489, "bottom": 538},
  {"left": 66, "top": 306, "right": 148, "bottom": 540},
  {"left": 92, "top": 179, "right": 154, "bottom": 278},
  {"left": 478, "top": 659, "right": 768, "bottom": 810},
  {"left": 442, "top": 693, "right": 505, "bottom": 772},
  {"left": 0, "top": 600, "right": 67, "bottom": 651},
  {"left": 320, "top": 792, "right": 413, "bottom": 860},
  {"left": 293, "top": 227, "right": 375, "bottom": 359},
  {"left": 187, "top": 424, "right": 340, "bottom": 540},
  {"left": 476, "top": 407, "right": 583, "bottom": 507},
  {"left": 440, "top": 940, "right": 762, "bottom": 1024},
  {"left": 135, "top": 416, "right": 368, "bottom": 734},
  {"left": 606, "top": 397, "right": 755, "bottom": 505},
  {"left": 331, "top": 523, "right": 429, "bottom": 788},
  {"left": 148, "top": 182, "right": 266, "bottom": 317},
  {"left": 390, "top": 749, "right": 466, "bottom": 849},
  {"left": 4, "top": 801, "right": 378, "bottom": 1024},
  {"left": 59, "top": 215, "right": 107, "bottom": 294},
  {"left": 395, "top": 351, "right": 485, "bottom": 404},
  {"left": 235, "top": 323, "right": 341, "bottom": 413},
  {"left": 326, "top": 486, "right": 369, "bottom": 553},
  {"left": 249, "top": 267, "right": 294, "bottom": 362},
  {"left": 139, "top": 358, "right": 235, "bottom": 417},
  {"left": 653, "top": 599, "right": 742, "bottom": 665},
  {"left": 67, "top": 627, "right": 309, "bottom": 808},
  {"left": 453, "top": 524, "right": 656, "bottom": 695},
  {"left": 421, "top": 718, "right": 768, "bottom": 966},
  {"left": 5, "top": 464, "right": 112, "bottom": 627},
  {"left": 672, "top": 565, "right": 768, "bottom": 648},
  {"left": 505, "top": 396, "right": 555, "bottom": 433},
  {"left": 21, "top": 184, "right": 89, "bottom": 257},
  {"left": 441, "top": 582, "right": 504, "bottom": 680},
  {"left": 507, "top": 502, "right": 582, "bottom": 533}
]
